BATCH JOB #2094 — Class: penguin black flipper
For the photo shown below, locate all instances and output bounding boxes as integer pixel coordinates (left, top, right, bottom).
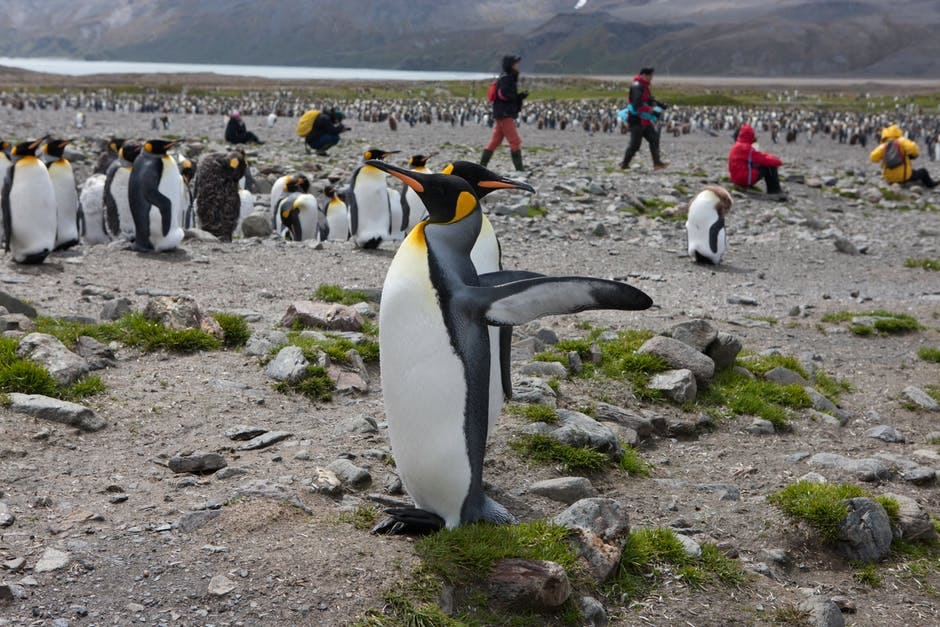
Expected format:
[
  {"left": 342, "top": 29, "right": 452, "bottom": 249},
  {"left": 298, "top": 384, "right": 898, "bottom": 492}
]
[
  {"left": 1, "top": 174, "right": 10, "bottom": 253},
  {"left": 103, "top": 160, "right": 122, "bottom": 237},
  {"left": 478, "top": 270, "right": 546, "bottom": 399},
  {"left": 144, "top": 187, "right": 174, "bottom": 238},
  {"left": 370, "top": 507, "right": 445, "bottom": 536},
  {"left": 477, "top": 276, "right": 653, "bottom": 326},
  {"left": 347, "top": 165, "right": 362, "bottom": 236},
  {"left": 399, "top": 187, "right": 411, "bottom": 232},
  {"left": 708, "top": 215, "right": 725, "bottom": 255}
]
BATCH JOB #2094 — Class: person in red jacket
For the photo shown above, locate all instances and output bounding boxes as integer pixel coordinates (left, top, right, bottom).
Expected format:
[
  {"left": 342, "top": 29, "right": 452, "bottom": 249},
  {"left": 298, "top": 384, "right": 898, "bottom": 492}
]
[
  {"left": 728, "top": 124, "right": 785, "bottom": 199},
  {"left": 619, "top": 67, "right": 669, "bottom": 171}
]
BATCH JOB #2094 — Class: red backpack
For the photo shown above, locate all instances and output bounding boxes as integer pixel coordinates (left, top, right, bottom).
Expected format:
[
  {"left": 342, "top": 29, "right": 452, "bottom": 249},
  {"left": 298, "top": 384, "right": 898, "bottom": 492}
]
[{"left": 487, "top": 80, "right": 499, "bottom": 102}]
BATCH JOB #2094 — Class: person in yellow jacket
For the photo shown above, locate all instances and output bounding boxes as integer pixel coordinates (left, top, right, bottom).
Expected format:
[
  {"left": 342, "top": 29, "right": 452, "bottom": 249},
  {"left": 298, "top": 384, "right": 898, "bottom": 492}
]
[{"left": 870, "top": 124, "right": 937, "bottom": 187}]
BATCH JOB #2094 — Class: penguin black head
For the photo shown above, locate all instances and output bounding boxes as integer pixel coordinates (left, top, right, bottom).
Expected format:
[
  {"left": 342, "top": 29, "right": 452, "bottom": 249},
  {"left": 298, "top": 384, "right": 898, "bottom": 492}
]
[
  {"left": 408, "top": 154, "right": 432, "bottom": 168},
  {"left": 0, "top": 140, "right": 10, "bottom": 155},
  {"left": 285, "top": 173, "right": 311, "bottom": 194},
  {"left": 442, "top": 161, "right": 535, "bottom": 199},
  {"left": 177, "top": 157, "right": 196, "bottom": 182},
  {"left": 11, "top": 139, "right": 43, "bottom": 157},
  {"left": 364, "top": 148, "right": 400, "bottom": 161},
  {"left": 120, "top": 142, "right": 142, "bottom": 163},
  {"left": 143, "top": 139, "right": 177, "bottom": 155},
  {"left": 225, "top": 151, "right": 247, "bottom": 180},
  {"left": 107, "top": 137, "right": 126, "bottom": 154},
  {"left": 366, "top": 159, "right": 478, "bottom": 225},
  {"left": 324, "top": 184, "right": 336, "bottom": 198},
  {"left": 43, "top": 138, "right": 70, "bottom": 159}
]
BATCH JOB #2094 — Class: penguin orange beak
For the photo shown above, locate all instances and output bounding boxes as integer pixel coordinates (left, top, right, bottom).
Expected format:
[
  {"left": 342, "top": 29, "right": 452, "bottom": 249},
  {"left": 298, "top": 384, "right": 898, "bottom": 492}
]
[
  {"left": 477, "top": 177, "right": 535, "bottom": 194},
  {"left": 366, "top": 159, "right": 423, "bottom": 192}
]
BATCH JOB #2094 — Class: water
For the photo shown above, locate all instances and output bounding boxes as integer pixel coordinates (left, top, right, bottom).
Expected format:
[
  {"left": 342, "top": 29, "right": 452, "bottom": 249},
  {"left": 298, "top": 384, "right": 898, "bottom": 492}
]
[{"left": 0, "top": 57, "right": 492, "bottom": 82}]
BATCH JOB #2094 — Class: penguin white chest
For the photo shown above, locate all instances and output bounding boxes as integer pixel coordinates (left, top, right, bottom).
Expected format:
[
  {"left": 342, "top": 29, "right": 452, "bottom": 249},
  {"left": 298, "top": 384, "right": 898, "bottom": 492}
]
[
  {"left": 352, "top": 168, "right": 390, "bottom": 244},
  {"left": 7, "top": 161, "right": 56, "bottom": 261},
  {"left": 379, "top": 237, "right": 473, "bottom": 527},
  {"left": 48, "top": 161, "right": 80, "bottom": 246},
  {"left": 151, "top": 157, "right": 184, "bottom": 251}
]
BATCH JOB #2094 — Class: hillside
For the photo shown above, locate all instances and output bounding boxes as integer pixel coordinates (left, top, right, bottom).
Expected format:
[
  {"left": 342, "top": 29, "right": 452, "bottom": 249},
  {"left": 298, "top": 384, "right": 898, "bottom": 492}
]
[{"left": 2, "top": 0, "right": 940, "bottom": 77}]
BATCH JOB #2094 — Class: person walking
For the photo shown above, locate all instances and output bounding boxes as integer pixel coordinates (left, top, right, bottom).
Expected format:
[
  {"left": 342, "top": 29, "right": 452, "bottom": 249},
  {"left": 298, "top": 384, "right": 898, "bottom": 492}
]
[
  {"left": 870, "top": 124, "right": 937, "bottom": 188},
  {"left": 727, "top": 123, "right": 787, "bottom": 200},
  {"left": 480, "top": 54, "right": 528, "bottom": 172},
  {"left": 619, "top": 67, "right": 669, "bottom": 171}
]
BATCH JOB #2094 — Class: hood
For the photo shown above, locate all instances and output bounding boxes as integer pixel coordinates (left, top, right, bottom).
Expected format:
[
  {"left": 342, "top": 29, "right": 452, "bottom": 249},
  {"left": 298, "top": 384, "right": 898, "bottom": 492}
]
[
  {"left": 737, "top": 124, "right": 756, "bottom": 144},
  {"left": 881, "top": 124, "right": 902, "bottom": 141},
  {"left": 502, "top": 55, "right": 521, "bottom": 73}
]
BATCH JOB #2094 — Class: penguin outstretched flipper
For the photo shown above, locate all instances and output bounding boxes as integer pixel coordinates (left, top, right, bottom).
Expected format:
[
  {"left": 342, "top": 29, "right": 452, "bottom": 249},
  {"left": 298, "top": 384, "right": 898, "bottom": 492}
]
[
  {"left": 479, "top": 276, "right": 653, "bottom": 327},
  {"left": 371, "top": 507, "right": 445, "bottom": 535}
]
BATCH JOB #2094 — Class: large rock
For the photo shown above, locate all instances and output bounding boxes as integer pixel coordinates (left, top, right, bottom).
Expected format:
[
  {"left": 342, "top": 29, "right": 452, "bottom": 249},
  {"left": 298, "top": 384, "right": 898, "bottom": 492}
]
[
  {"left": 835, "top": 497, "right": 893, "bottom": 563},
  {"left": 281, "top": 301, "right": 364, "bottom": 332},
  {"left": 143, "top": 295, "right": 224, "bottom": 339},
  {"left": 8, "top": 393, "right": 106, "bottom": 431},
  {"left": 15, "top": 333, "right": 90, "bottom": 386},
  {"left": 484, "top": 559, "right": 570, "bottom": 610},
  {"left": 264, "top": 345, "right": 308, "bottom": 382},
  {"left": 704, "top": 331, "right": 743, "bottom": 370},
  {"left": 550, "top": 410, "right": 623, "bottom": 461},
  {"left": 636, "top": 335, "right": 715, "bottom": 386},
  {"left": 668, "top": 319, "right": 717, "bottom": 352},
  {"left": 647, "top": 368, "right": 697, "bottom": 403},
  {"left": 239, "top": 209, "right": 274, "bottom": 238}
]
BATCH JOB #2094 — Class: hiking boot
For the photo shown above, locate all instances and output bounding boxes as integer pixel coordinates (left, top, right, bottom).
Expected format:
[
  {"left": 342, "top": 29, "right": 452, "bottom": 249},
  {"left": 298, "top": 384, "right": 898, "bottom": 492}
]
[
  {"left": 765, "top": 192, "right": 788, "bottom": 202},
  {"left": 619, "top": 161, "right": 629, "bottom": 170},
  {"left": 653, "top": 162, "right": 671, "bottom": 171},
  {"left": 316, "top": 149, "right": 329, "bottom": 157}
]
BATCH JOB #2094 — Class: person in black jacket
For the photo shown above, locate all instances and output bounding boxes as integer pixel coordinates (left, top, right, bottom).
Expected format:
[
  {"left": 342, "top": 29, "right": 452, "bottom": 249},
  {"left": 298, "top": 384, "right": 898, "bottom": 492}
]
[
  {"left": 480, "top": 54, "right": 528, "bottom": 172},
  {"left": 619, "top": 67, "right": 669, "bottom": 171},
  {"left": 304, "top": 109, "right": 350, "bottom": 156},
  {"left": 224, "top": 111, "right": 263, "bottom": 144}
]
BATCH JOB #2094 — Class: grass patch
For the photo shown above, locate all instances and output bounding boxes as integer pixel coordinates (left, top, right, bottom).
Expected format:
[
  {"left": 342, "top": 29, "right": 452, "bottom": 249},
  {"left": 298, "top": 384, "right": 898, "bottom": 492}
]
[
  {"left": 918, "top": 347, "right": 940, "bottom": 363},
  {"left": 211, "top": 312, "right": 251, "bottom": 348},
  {"left": 820, "top": 310, "right": 922, "bottom": 335},
  {"left": 314, "top": 283, "right": 373, "bottom": 305},
  {"left": 737, "top": 353, "right": 807, "bottom": 378},
  {"left": 697, "top": 368, "right": 810, "bottom": 431},
  {"left": 510, "top": 433, "right": 610, "bottom": 474},
  {"left": 285, "top": 330, "right": 379, "bottom": 364},
  {"left": 905, "top": 258, "right": 940, "bottom": 271},
  {"left": 607, "top": 528, "right": 745, "bottom": 602},
  {"left": 0, "top": 336, "right": 106, "bottom": 401},
  {"left": 852, "top": 562, "right": 882, "bottom": 586},
  {"left": 526, "top": 204, "right": 548, "bottom": 218},
  {"left": 618, "top": 445, "right": 653, "bottom": 476},
  {"left": 274, "top": 365, "right": 334, "bottom": 402},
  {"left": 506, "top": 403, "right": 559, "bottom": 424},
  {"left": 334, "top": 504, "right": 381, "bottom": 531},
  {"left": 770, "top": 605, "right": 812, "bottom": 624},
  {"left": 767, "top": 481, "right": 899, "bottom": 544}
]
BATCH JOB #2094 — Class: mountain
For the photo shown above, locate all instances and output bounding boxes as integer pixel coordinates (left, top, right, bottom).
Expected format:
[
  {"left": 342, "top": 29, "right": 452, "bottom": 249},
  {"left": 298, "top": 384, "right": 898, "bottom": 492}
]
[{"left": 2, "top": 0, "right": 939, "bottom": 77}]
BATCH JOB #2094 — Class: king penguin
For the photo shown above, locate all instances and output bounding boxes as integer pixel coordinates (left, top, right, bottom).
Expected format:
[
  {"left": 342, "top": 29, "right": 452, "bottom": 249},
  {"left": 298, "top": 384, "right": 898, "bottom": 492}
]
[
  {"left": 270, "top": 173, "right": 310, "bottom": 230},
  {"left": 442, "top": 160, "right": 537, "bottom": 440},
  {"left": 347, "top": 148, "right": 400, "bottom": 248},
  {"left": 79, "top": 173, "right": 109, "bottom": 245},
  {"left": 686, "top": 185, "right": 733, "bottom": 265},
  {"left": 277, "top": 192, "right": 321, "bottom": 242},
  {"left": 2, "top": 139, "right": 57, "bottom": 264},
  {"left": 321, "top": 185, "right": 349, "bottom": 241},
  {"left": 366, "top": 161, "right": 653, "bottom": 534},
  {"left": 104, "top": 141, "right": 141, "bottom": 241},
  {"left": 0, "top": 141, "right": 11, "bottom": 194},
  {"left": 40, "top": 138, "right": 82, "bottom": 250},
  {"left": 126, "top": 139, "right": 184, "bottom": 252},
  {"left": 398, "top": 153, "right": 432, "bottom": 237}
]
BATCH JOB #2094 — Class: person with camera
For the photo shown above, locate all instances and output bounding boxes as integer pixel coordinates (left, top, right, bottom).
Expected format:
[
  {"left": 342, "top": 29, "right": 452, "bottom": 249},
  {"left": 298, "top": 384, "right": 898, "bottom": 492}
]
[
  {"left": 618, "top": 67, "right": 670, "bottom": 171},
  {"left": 305, "top": 108, "right": 351, "bottom": 156},
  {"left": 479, "top": 54, "right": 528, "bottom": 172}
]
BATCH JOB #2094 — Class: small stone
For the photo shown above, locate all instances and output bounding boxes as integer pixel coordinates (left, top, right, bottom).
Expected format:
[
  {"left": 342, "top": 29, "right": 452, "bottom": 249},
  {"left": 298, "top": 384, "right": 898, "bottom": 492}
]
[
  {"left": 34, "top": 548, "right": 70, "bottom": 573},
  {"left": 167, "top": 452, "right": 227, "bottom": 474},
  {"left": 208, "top": 574, "right": 237, "bottom": 596}
]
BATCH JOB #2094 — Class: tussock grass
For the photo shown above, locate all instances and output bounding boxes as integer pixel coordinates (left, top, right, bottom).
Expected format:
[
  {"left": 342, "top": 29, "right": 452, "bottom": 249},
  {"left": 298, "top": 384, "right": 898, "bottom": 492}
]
[
  {"left": 34, "top": 313, "right": 222, "bottom": 353},
  {"left": 506, "top": 403, "right": 559, "bottom": 424},
  {"left": 821, "top": 310, "right": 922, "bottom": 335},
  {"left": 0, "top": 336, "right": 105, "bottom": 401},
  {"left": 285, "top": 330, "right": 379, "bottom": 364},
  {"left": 918, "top": 347, "right": 940, "bottom": 363},
  {"left": 211, "top": 312, "right": 251, "bottom": 347},
  {"left": 904, "top": 258, "right": 940, "bottom": 271},
  {"left": 510, "top": 433, "right": 610, "bottom": 474},
  {"left": 314, "top": 283, "right": 373, "bottom": 305},
  {"left": 274, "top": 365, "right": 334, "bottom": 402},
  {"left": 698, "top": 368, "right": 811, "bottom": 431}
]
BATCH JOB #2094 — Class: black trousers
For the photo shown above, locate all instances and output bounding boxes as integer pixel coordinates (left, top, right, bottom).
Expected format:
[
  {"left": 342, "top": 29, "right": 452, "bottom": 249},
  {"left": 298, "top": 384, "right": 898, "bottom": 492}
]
[
  {"left": 908, "top": 168, "right": 937, "bottom": 188},
  {"left": 757, "top": 165, "right": 782, "bottom": 193},
  {"left": 621, "top": 124, "right": 663, "bottom": 166}
]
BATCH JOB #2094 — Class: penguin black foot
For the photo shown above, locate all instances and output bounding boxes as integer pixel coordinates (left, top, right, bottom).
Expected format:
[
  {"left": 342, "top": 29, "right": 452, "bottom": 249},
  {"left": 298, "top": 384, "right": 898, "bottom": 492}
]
[
  {"left": 370, "top": 507, "right": 445, "bottom": 536},
  {"left": 692, "top": 251, "right": 719, "bottom": 266},
  {"left": 53, "top": 239, "right": 80, "bottom": 252},
  {"left": 128, "top": 242, "right": 155, "bottom": 253},
  {"left": 16, "top": 251, "right": 50, "bottom": 265}
]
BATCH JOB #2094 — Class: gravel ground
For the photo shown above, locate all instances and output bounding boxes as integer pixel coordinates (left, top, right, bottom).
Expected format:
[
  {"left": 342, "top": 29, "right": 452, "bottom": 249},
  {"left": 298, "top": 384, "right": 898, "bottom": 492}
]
[{"left": 0, "top": 87, "right": 939, "bottom": 626}]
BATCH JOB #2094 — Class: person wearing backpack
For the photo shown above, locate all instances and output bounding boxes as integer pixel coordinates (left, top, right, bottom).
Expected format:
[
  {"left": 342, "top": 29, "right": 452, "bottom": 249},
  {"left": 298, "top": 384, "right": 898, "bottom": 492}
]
[
  {"left": 618, "top": 67, "right": 670, "bottom": 171},
  {"left": 727, "top": 123, "right": 786, "bottom": 201},
  {"left": 870, "top": 124, "right": 937, "bottom": 188},
  {"left": 304, "top": 108, "right": 350, "bottom": 156},
  {"left": 479, "top": 54, "right": 528, "bottom": 172}
]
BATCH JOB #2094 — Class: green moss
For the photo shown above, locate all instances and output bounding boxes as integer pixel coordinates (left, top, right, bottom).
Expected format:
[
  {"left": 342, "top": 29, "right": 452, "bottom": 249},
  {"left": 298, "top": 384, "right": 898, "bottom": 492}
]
[
  {"left": 287, "top": 330, "right": 379, "bottom": 364},
  {"left": 62, "top": 375, "right": 106, "bottom": 401},
  {"left": 737, "top": 353, "right": 808, "bottom": 378},
  {"left": 506, "top": 403, "right": 559, "bottom": 424},
  {"left": 34, "top": 312, "right": 223, "bottom": 353},
  {"left": 767, "top": 481, "right": 899, "bottom": 544},
  {"left": 0, "top": 360, "right": 59, "bottom": 397},
  {"left": 274, "top": 365, "right": 334, "bottom": 401},
  {"left": 821, "top": 310, "right": 922, "bottom": 335},
  {"left": 607, "top": 528, "right": 745, "bottom": 602},
  {"left": 813, "top": 370, "right": 853, "bottom": 403},
  {"left": 919, "top": 347, "right": 940, "bottom": 363},
  {"left": 334, "top": 504, "right": 382, "bottom": 531},
  {"left": 618, "top": 445, "right": 653, "bottom": 476},
  {"left": 526, "top": 204, "right": 548, "bottom": 218},
  {"left": 904, "top": 258, "right": 940, "bottom": 271},
  {"left": 211, "top": 312, "right": 251, "bottom": 348},
  {"left": 314, "top": 283, "right": 373, "bottom": 305},
  {"left": 510, "top": 433, "right": 610, "bottom": 474},
  {"left": 698, "top": 368, "right": 810, "bottom": 431}
]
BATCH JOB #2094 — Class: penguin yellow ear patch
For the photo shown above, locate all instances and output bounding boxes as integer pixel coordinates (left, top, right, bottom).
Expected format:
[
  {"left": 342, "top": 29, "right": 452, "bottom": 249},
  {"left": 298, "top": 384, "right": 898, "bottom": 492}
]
[
  {"left": 144, "top": 142, "right": 152, "bottom": 153},
  {"left": 229, "top": 158, "right": 239, "bottom": 169},
  {"left": 453, "top": 191, "right": 477, "bottom": 223},
  {"left": 441, "top": 164, "right": 454, "bottom": 175},
  {"left": 281, "top": 209, "right": 291, "bottom": 219}
]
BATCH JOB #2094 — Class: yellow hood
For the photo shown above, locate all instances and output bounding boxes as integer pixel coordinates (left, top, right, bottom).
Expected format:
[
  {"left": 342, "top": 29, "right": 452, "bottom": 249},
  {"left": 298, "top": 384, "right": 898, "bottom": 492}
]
[{"left": 881, "top": 124, "right": 902, "bottom": 141}]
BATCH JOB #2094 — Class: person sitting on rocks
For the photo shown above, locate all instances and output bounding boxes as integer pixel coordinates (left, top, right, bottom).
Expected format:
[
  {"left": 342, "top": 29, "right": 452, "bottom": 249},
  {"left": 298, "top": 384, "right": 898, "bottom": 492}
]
[
  {"left": 870, "top": 124, "right": 937, "bottom": 188},
  {"left": 727, "top": 123, "right": 786, "bottom": 201},
  {"left": 224, "top": 111, "right": 263, "bottom": 145}
]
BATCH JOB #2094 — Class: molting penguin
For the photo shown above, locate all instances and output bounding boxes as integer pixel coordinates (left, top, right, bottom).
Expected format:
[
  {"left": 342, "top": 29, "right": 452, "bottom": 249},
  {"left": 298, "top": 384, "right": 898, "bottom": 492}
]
[
  {"left": 2, "top": 139, "right": 57, "bottom": 264},
  {"left": 686, "top": 185, "right": 732, "bottom": 265},
  {"left": 126, "top": 139, "right": 184, "bottom": 252},
  {"left": 194, "top": 150, "right": 246, "bottom": 241},
  {"left": 366, "top": 161, "right": 653, "bottom": 534},
  {"left": 104, "top": 141, "right": 141, "bottom": 241},
  {"left": 398, "top": 153, "right": 432, "bottom": 237},
  {"left": 277, "top": 192, "right": 321, "bottom": 242},
  {"left": 321, "top": 185, "right": 349, "bottom": 241},
  {"left": 270, "top": 173, "right": 310, "bottom": 230},
  {"left": 40, "top": 138, "right": 82, "bottom": 250},
  {"left": 347, "top": 148, "right": 400, "bottom": 248}
]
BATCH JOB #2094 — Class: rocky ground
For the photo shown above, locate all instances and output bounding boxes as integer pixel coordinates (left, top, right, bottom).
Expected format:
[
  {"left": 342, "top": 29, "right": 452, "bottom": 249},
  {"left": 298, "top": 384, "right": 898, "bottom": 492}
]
[{"left": 0, "top": 85, "right": 939, "bottom": 626}]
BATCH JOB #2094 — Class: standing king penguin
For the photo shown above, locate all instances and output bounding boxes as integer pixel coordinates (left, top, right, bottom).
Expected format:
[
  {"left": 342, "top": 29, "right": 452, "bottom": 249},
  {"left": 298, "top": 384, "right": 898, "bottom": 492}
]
[
  {"left": 686, "top": 185, "right": 733, "bottom": 265},
  {"left": 104, "top": 141, "right": 141, "bottom": 241},
  {"left": 398, "top": 153, "right": 433, "bottom": 237},
  {"left": 2, "top": 140, "right": 57, "bottom": 264},
  {"left": 321, "top": 185, "right": 349, "bottom": 241},
  {"left": 366, "top": 161, "right": 653, "bottom": 534},
  {"left": 347, "top": 148, "right": 400, "bottom": 248},
  {"left": 40, "top": 138, "right": 82, "bottom": 250},
  {"left": 126, "top": 139, "right": 184, "bottom": 252}
]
